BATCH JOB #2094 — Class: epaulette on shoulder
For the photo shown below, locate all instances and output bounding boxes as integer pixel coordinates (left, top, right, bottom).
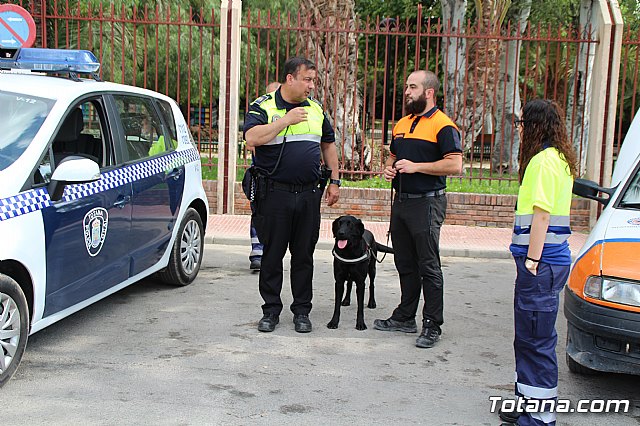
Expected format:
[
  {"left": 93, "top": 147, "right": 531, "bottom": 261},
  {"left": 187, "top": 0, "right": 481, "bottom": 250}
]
[
  {"left": 252, "top": 93, "right": 272, "bottom": 106},
  {"left": 308, "top": 96, "right": 323, "bottom": 107}
]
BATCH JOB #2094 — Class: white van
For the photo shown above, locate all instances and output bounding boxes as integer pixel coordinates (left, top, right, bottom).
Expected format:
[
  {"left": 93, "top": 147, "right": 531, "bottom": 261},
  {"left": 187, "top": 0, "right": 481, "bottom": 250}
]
[{"left": 564, "top": 112, "right": 640, "bottom": 375}]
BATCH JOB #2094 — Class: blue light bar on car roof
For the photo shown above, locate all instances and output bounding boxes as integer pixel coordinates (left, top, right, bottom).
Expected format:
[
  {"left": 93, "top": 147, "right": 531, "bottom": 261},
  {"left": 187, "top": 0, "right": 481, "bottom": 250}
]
[{"left": 0, "top": 48, "right": 100, "bottom": 73}]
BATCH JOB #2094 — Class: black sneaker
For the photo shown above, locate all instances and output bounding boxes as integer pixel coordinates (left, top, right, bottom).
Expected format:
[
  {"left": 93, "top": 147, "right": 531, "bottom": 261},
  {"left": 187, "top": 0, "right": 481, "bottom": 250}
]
[
  {"left": 415, "top": 319, "right": 441, "bottom": 348},
  {"left": 258, "top": 313, "right": 279, "bottom": 332},
  {"left": 373, "top": 317, "right": 418, "bottom": 333},
  {"left": 250, "top": 259, "right": 261, "bottom": 271},
  {"left": 293, "top": 314, "right": 312, "bottom": 333},
  {"left": 498, "top": 407, "right": 520, "bottom": 424}
]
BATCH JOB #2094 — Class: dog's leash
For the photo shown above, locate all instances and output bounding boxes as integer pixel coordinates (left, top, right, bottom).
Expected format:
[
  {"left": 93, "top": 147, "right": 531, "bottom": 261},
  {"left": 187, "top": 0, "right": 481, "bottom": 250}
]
[{"left": 374, "top": 166, "right": 397, "bottom": 264}]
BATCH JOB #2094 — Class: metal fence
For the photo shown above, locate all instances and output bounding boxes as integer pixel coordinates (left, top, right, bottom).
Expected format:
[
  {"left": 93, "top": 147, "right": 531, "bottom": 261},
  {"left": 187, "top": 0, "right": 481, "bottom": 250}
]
[{"left": 7, "top": 1, "right": 640, "bottom": 186}]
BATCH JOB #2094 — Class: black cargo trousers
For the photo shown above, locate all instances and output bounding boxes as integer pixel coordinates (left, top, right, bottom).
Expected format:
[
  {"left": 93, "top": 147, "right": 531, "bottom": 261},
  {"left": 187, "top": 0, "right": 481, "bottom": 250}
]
[
  {"left": 389, "top": 194, "right": 447, "bottom": 327},
  {"left": 253, "top": 181, "right": 322, "bottom": 316}
]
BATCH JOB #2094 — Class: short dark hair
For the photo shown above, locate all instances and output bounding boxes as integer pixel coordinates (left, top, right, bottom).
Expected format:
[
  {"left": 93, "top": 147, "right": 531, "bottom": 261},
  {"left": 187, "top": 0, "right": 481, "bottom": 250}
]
[{"left": 283, "top": 57, "right": 316, "bottom": 80}]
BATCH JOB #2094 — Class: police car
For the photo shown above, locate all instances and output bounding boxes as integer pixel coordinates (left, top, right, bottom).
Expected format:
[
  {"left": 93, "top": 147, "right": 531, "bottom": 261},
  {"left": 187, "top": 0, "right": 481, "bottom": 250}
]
[{"left": 0, "top": 48, "right": 208, "bottom": 386}]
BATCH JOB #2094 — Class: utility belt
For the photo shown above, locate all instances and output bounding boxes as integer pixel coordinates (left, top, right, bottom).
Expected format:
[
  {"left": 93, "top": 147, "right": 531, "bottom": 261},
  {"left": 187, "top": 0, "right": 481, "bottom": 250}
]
[
  {"left": 395, "top": 189, "right": 446, "bottom": 200},
  {"left": 269, "top": 179, "right": 319, "bottom": 193}
]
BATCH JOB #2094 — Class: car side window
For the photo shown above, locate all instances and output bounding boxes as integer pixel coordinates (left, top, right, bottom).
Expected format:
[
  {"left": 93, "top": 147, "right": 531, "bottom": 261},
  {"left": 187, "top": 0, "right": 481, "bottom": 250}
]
[
  {"left": 113, "top": 95, "right": 168, "bottom": 161},
  {"left": 157, "top": 99, "right": 178, "bottom": 143},
  {"left": 35, "top": 99, "right": 109, "bottom": 185}
]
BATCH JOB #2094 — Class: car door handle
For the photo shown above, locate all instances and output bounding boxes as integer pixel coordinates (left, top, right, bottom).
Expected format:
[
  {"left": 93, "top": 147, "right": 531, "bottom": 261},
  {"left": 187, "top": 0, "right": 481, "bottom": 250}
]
[
  {"left": 167, "top": 168, "right": 183, "bottom": 181},
  {"left": 113, "top": 195, "right": 131, "bottom": 209}
]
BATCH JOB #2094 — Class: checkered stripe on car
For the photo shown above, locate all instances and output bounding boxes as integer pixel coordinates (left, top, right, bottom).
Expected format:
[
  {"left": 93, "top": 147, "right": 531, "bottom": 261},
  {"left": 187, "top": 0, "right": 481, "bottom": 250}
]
[
  {"left": 0, "top": 188, "right": 51, "bottom": 221},
  {"left": 0, "top": 148, "right": 200, "bottom": 221}
]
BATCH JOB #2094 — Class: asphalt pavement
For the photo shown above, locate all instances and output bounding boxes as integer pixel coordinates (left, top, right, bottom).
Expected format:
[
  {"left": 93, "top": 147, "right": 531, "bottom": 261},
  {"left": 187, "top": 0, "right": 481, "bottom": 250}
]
[{"left": 4, "top": 244, "right": 638, "bottom": 425}]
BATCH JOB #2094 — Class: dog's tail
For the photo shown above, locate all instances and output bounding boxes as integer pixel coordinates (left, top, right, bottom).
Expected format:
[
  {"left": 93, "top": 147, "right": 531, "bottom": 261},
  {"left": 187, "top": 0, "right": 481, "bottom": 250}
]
[{"left": 375, "top": 242, "right": 394, "bottom": 254}]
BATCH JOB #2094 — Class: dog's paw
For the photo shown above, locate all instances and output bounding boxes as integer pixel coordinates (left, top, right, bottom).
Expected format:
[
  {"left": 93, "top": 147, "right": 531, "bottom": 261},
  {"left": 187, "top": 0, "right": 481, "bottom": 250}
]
[
  {"left": 341, "top": 299, "right": 351, "bottom": 306},
  {"left": 356, "top": 322, "right": 367, "bottom": 331},
  {"left": 327, "top": 321, "right": 339, "bottom": 329},
  {"left": 367, "top": 301, "right": 376, "bottom": 309}
]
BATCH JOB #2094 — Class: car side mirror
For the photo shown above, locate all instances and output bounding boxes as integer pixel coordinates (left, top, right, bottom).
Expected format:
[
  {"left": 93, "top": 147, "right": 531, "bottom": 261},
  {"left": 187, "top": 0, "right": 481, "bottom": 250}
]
[
  {"left": 573, "top": 178, "right": 617, "bottom": 206},
  {"left": 48, "top": 156, "right": 101, "bottom": 202}
]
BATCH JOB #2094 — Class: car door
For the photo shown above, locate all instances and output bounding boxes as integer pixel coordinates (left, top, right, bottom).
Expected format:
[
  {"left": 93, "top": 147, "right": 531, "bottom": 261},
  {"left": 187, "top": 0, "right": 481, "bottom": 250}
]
[
  {"left": 109, "top": 94, "right": 184, "bottom": 277},
  {"left": 40, "top": 97, "right": 133, "bottom": 317}
]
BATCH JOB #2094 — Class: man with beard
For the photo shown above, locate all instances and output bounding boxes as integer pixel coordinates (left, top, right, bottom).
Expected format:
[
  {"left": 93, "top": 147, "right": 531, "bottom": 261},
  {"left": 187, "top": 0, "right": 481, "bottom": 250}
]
[{"left": 374, "top": 70, "right": 462, "bottom": 349}]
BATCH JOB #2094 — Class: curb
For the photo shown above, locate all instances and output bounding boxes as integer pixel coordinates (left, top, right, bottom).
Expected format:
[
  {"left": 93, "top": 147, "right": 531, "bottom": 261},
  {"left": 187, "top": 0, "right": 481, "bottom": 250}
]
[{"left": 204, "top": 236, "right": 512, "bottom": 259}]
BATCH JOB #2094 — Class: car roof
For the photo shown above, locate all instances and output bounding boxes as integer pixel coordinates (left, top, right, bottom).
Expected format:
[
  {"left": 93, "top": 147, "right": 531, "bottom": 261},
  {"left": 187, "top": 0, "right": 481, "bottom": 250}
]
[{"left": 0, "top": 72, "right": 174, "bottom": 104}]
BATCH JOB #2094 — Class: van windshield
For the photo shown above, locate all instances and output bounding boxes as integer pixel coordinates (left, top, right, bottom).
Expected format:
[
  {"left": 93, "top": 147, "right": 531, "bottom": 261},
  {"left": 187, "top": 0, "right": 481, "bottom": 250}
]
[
  {"left": 620, "top": 166, "right": 640, "bottom": 207},
  {"left": 0, "top": 91, "right": 55, "bottom": 172}
]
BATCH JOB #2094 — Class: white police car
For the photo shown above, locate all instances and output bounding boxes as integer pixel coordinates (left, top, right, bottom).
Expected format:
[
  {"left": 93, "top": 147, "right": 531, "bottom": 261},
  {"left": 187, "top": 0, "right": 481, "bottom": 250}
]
[{"left": 0, "top": 48, "right": 208, "bottom": 386}]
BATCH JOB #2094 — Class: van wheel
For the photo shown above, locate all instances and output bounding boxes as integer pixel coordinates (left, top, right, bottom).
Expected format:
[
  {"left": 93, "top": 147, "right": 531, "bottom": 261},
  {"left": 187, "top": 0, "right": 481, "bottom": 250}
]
[
  {"left": 566, "top": 353, "right": 598, "bottom": 375},
  {"left": 0, "top": 274, "right": 29, "bottom": 388},
  {"left": 158, "top": 208, "right": 204, "bottom": 286}
]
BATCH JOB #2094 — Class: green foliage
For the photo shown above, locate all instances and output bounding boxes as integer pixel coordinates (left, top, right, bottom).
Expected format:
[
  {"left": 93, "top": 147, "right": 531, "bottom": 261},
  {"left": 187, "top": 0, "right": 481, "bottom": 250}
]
[{"left": 44, "top": 0, "right": 220, "bottom": 106}]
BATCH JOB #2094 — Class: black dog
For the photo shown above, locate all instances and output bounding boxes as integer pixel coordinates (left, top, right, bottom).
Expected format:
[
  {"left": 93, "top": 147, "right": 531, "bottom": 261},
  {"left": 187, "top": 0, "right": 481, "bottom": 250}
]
[{"left": 327, "top": 215, "right": 394, "bottom": 330}]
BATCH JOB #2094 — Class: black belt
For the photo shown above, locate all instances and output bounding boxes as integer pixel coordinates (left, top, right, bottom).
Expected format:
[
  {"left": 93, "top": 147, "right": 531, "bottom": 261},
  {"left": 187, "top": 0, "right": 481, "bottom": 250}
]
[
  {"left": 396, "top": 189, "right": 446, "bottom": 199},
  {"left": 270, "top": 180, "right": 318, "bottom": 193}
]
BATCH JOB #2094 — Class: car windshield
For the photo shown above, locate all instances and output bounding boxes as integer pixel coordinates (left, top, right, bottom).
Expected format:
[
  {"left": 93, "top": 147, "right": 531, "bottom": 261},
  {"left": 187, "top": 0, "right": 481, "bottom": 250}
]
[{"left": 0, "top": 91, "right": 55, "bottom": 172}]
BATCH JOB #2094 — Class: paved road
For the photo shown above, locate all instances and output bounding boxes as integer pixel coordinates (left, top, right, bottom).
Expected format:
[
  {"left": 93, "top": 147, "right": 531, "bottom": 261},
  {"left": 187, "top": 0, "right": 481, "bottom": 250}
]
[{"left": 4, "top": 245, "right": 639, "bottom": 425}]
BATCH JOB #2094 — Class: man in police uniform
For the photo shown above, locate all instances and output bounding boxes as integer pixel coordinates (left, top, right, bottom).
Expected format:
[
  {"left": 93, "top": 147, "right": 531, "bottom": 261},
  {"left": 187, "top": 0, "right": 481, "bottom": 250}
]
[
  {"left": 374, "top": 70, "right": 462, "bottom": 348},
  {"left": 244, "top": 57, "right": 340, "bottom": 333}
]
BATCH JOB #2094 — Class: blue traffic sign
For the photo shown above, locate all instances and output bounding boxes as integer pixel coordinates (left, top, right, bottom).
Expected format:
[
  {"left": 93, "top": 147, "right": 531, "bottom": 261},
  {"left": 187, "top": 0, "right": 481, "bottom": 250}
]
[{"left": 0, "top": 4, "right": 36, "bottom": 49}]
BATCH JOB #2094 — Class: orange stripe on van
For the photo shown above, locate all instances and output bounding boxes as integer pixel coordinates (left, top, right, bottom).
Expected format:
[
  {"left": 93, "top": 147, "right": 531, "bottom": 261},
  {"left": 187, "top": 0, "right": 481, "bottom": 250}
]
[
  {"left": 568, "top": 243, "right": 601, "bottom": 295},
  {"left": 601, "top": 241, "right": 640, "bottom": 281},
  {"left": 568, "top": 241, "right": 640, "bottom": 313}
]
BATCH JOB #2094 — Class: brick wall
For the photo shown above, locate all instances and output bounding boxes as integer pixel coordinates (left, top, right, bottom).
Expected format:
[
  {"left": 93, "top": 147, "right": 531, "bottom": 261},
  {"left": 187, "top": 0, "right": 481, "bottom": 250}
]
[{"left": 203, "top": 181, "right": 592, "bottom": 231}]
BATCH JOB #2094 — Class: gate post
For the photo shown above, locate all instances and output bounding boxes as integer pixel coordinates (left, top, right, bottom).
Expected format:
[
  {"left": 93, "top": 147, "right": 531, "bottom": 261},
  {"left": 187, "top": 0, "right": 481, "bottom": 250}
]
[
  {"left": 217, "top": 0, "right": 242, "bottom": 214},
  {"left": 584, "top": 0, "right": 623, "bottom": 227}
]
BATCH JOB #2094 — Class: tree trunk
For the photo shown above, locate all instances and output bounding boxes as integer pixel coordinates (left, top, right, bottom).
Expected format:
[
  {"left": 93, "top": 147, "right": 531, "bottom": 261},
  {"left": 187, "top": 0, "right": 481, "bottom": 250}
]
[
  {"left": 440, "top": 0, "right": 468, "bottom": 119},
  {"left": 494, "top": 0, "right": 531, "bottom": 173},
  {"left": 566, "top": 0, "right": 596, "bottom": 175},
  {"left": 458, "top": 0, "right": 510, "bottom": 155},
  {"left": 299, "top": 0, "right": 369, "bottom": 171}
]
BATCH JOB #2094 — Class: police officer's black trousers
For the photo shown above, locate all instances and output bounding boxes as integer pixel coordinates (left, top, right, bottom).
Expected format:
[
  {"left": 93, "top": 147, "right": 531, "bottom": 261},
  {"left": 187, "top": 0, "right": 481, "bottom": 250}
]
[
  {"left": 253, "top": 186, "right": 321, "bottom": 316},
  {"left": 389, "top": 194, "right": 447, "bottom": 326}
]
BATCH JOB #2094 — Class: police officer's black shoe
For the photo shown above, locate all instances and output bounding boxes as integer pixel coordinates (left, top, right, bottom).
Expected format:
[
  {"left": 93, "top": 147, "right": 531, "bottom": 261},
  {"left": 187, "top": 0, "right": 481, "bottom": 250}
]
[
  {"left": 258, "top": 313, "right": 279, "bottom": 332},
  {"left": 415, "top": 319, "right": 441, "bottom": 348},
  {"left": 373, "top": 317, "right": 418, "bottom": 333},
  {"left": 498, "top": 408, "right": 520, "bottom": 424},
  {"left": 293, "top": 314, "right": 312, "bottom": 333},
  {"left": 250, "top": 259, "right": 261, "bottom": 271}
]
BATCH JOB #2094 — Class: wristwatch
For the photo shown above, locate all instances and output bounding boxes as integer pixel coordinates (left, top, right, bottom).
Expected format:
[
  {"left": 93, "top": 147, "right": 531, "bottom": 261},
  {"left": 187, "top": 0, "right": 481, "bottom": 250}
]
[
  {"left": 329, "top": 178, "right": 341, "bottom": 187},
  {"left": 525, "top": 257, "right": 539, "bottom": 270}
]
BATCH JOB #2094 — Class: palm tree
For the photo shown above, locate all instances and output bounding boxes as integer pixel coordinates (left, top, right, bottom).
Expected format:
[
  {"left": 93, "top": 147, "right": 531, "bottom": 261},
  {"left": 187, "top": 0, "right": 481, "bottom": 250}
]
[
  {"left": 458, "top": 0, "right": 511, "bottom": 160},
  {"left": 299, "top": 0, "right": 370, "bottom": 172}
]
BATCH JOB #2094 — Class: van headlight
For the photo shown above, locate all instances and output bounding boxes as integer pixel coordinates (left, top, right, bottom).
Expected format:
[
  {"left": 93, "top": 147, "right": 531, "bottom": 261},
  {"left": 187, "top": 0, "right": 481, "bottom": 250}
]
[{"left": 583, "top": 276, "right": 640, "bottom": 307}]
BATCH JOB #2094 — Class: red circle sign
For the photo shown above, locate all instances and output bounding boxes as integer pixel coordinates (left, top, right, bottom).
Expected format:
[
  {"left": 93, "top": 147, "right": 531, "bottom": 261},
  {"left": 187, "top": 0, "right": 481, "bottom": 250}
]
[{"left": 0, "top": 4, "right": 37, "bottom": 48}]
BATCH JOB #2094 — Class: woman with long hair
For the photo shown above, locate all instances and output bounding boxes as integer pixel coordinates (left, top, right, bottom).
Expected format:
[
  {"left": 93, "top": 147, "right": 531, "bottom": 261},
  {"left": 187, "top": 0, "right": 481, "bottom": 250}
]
[{"left": 501, "top": 99, "right": 578, "bottom": 426}]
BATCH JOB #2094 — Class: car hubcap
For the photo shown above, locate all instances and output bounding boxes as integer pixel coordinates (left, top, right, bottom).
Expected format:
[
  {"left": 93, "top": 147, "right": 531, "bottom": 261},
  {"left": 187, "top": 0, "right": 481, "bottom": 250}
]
[
  {"left": 0, "top": 293, "right": 21, "bottom": 373},
  {"left": 180, "top": 219, "right": 201, "bottom": 275}
]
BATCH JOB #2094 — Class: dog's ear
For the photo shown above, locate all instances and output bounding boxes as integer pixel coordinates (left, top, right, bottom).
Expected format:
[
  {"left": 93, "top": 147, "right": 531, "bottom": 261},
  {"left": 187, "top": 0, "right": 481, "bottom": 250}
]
[
  {"left": 357, "top": 218, "right": 365, "bottom": 237},
  {"left": 332, "top": 216, "right": 341, "bottom": 234}
]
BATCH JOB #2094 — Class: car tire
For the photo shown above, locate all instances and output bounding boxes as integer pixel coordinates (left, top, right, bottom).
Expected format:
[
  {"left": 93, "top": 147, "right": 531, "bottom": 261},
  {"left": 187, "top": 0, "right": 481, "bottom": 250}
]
[
  {"left": 0, "top": 274, "right": 29, "bottom": 388},
  {"left": 158, "top": 207, "right": 204, "bottom": 286},
  {"left": 566, "top": 352, "right": 599, "bottom": 375}
]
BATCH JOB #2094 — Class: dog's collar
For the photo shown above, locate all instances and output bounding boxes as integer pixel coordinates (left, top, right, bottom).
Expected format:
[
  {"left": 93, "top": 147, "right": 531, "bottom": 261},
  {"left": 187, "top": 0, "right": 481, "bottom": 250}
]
[{"left": 332, "top": 247, "right": 371, "bottom": 263}]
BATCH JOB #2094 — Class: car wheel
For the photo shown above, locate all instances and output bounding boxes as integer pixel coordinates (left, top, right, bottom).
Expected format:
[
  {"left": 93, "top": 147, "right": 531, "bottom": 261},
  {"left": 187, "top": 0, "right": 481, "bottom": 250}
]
[
  {"left": 566, "top": 352, "right": 598, "bottom": 375},
  {"left": 158, "top": 207, "right": 204, "bottom": 286},
  {"left": 0, "top": 274, "right": 29, "bottom": 388}
]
